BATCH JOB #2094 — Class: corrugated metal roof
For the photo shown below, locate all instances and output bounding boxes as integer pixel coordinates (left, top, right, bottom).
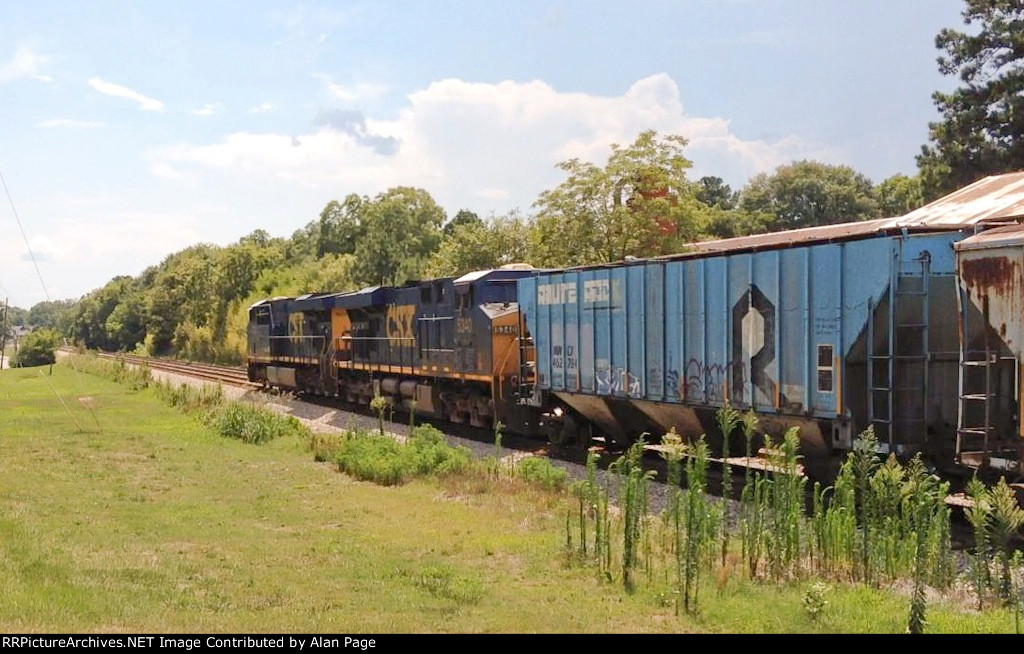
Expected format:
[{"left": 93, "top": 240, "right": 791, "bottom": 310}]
[
  {"left": 657, "top": 217, "right": 906, "bottom": 260},
  {"left": 890, "top": 172, "right": 1024, "bottom": 227},
  {"left": 563, "top": 171, "right": 1024, "bottom": 269},
  {"left": 678, "top": 172, "right": 1024, "bottom": 258},
  {"left": 955, "top": 224, "right": 1024, "bottom": 251}
]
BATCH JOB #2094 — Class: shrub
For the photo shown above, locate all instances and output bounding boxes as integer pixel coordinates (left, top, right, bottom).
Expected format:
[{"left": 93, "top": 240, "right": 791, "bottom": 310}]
[
  {"left": 334, "top": 426, "right": 471, "bottom": 486},
  {"left": 14, "top": 328, "right": 61, "bottom": 367},
  {"left": 336, "top": 434, "right": 409, "bottom": 485},
  {"left": 803, "top": 582, "right": 829, "bottom": 622},
  {"left": 989, "top": 478, "right": 1024, "bottom": 601},
  {"left": 407, "top": 424, "right": 472, "bottom": 477},
  {"left": 171, "top": 321, "right": 242, "bottom": 365},
  {"left": 209, "top": 402, "right": 308, "bottom": 444},
  {"left": 153, "top": 379, "right": 223, "bottom": 411},
  {"left": 310, "top": 431, "right": 345, "bottom": 462},
  {"left": 516, "top": 456, "right": 569, "bottom": 491}
]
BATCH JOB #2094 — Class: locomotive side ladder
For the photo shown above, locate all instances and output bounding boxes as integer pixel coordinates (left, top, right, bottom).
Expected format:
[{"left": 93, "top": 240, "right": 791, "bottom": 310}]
[
  {"left": 516, "top": 305, "right": 536, "bottom": 403},
  {"left": 868, "top": 250, "right": 930, "bottom": 453}
]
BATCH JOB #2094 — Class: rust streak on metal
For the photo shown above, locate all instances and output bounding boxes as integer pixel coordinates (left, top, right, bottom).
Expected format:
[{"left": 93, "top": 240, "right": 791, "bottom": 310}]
[{"left": 960, "top": 256, "right": 1018, "bottom": 294}]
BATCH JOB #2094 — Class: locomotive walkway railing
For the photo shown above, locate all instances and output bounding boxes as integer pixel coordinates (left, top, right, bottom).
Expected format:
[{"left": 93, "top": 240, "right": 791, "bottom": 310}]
[{"left": 337, "top": 335, "right": 418, "bottom": 375}]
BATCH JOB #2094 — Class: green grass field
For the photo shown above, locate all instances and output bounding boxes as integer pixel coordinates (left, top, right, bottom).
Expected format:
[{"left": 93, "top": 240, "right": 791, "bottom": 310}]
[{"left": 0, "top": 364, "right": 1013, "bottom": 632}]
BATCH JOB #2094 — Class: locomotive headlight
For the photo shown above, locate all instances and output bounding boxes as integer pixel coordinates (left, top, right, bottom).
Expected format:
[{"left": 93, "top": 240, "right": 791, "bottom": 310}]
[{"left": 553, "top": 407, "right": 564, "bottom": 417}]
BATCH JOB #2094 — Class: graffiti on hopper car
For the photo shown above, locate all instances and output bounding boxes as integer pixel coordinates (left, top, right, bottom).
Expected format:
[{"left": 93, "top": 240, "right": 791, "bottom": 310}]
[{"left": 596, "top": 362, "right": 641, "bottom": 397}]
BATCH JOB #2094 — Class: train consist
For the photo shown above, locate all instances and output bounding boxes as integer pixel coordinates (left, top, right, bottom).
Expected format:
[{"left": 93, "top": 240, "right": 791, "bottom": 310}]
[{"left": 248, "top": 172, "right": 1024, "bottom": 480}]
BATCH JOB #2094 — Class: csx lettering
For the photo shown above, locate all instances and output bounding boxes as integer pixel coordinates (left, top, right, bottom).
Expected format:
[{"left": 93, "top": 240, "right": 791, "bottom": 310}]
[
  {"left": 385, "top": 304, "right": 415, "bottom": 346},
  {"left": 289, "top": 311, "right": 305, "bottom": 336}
]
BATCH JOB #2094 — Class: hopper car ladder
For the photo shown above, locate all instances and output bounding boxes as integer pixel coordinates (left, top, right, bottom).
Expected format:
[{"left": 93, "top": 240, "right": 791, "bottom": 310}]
[
  {"left": 868, "top": 252, "right": 930, "bottom": 453},
  {"left": 955, "top": 295, "right": 1020, "bottom": 469},
  {"left": 956, "top": 313, "right": 994, "bottom": 468}
]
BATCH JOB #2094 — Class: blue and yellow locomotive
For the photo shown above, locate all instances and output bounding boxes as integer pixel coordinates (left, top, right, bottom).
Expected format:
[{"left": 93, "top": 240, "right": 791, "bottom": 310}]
[{"left": 246, "top": 265, "right": 541, "bottom": 432}]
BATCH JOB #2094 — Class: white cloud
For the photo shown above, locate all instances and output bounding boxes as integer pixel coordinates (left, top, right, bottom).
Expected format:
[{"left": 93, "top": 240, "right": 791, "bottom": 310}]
[
  {"left": 149, "top": 163, "right": 184, "bottom": 180},
  {"left": 247, "top": 102, "right": 275, "bottom": 114},
  {"left": 271, "top": 5, "right": 351, "bottom": 42},
  {"left": 477, "top": 188, "right": 510, "bottom": 200},
  {"left": 88, "top": 77, "right": 165, "bottom": 111},
  {"left": 0, "top": 46, "right": 50, "bottom": 83},
  {"left": 149, "top": 73, "right": 833, "bottom": 212},
  {"left": 312, "top": 73, "right": 387, "bottom": 103},
  {"left": 35, "top": 118, "right": 105, "bottom": 128},
  {"left": 191, "top": 103, "right": 221, "bottom": 116},
  {"left": 327, "top": 81, "right": 387, "bottom": 103},
  {"left": 21, "top": 235, "right": 65, "bottom": 262},
  {"left": 0, "top": 212, "right": 198, "bottom": 263},
  {"left": 0, "top": 207, "right": 205, "bottom": 304}
]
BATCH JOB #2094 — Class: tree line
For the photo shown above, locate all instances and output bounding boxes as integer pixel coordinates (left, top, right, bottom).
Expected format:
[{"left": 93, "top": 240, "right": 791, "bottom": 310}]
[
  {"left": 20, "top": 151, "right": 924, "bottom": 364},
  {"left": 8, "top": 0, "right": 1023, "bottom": 364}
]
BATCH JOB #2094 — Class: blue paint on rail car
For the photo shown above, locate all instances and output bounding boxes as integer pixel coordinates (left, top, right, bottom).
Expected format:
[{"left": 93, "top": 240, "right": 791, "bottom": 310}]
[{"left": 520, "top": 230, "right": 965, "bottom": 425}]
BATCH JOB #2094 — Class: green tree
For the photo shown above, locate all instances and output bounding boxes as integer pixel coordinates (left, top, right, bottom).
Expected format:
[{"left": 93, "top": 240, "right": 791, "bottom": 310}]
[
  {"left": 0, "top": 303, "right": 21, "bottom": 344},
  {"left": 103, "top": 291, "right": 147, "bottom": 351},
  {"left": 696, "top": 176, "right": 737, "bottom": 209},
  {"left": 240, "top": 228, "right": 271, "bottom": 248},
  {"left": 26, "top": 299, "right": 75, "bottom": 330},
  {"left": 426, "top": 211, "right": 533, "bottom": 277},
  {"left": 5, "top": 305, "right": 28, "bottom": 327},
  {"left": 211, "top": 235, "right": 285, "bottom": 338},
  {"left": 443, "top": 209, "right": 483, "bottom": 236},
  {"left": 69, "top": 276, "right": 139, "bottom": 350},
  {"left": 917, "top": 1, "right": 1024, "bottom": 200},
  {"left": 700, "top": 206, "right": 773, "bottom": 240},
  {"left": 532, "top": 130, "right": 701, "bottom": 267},
  {"left": 739, "top": 160, "right": 879, "bottom": 231},
  {"left": 351, "top": 187, "right": 446, "bottom": 285},
  {"left": 62, "top": 208, "right": 358, "bottom": 363},
  {"left": 14, "top": 327, "right": 60, "bottom": 367},
  {"left": 286, "top": 221, "right": 319, "bottom": 260},
  {"left": 141, "top": 245, "right": 219, "bottom": 353},
  {"left": 317, "top": 195, "right": 366, "bottom": 257},
  {"left": 875, "top": 173, "right": 924, "bottom": 216}
]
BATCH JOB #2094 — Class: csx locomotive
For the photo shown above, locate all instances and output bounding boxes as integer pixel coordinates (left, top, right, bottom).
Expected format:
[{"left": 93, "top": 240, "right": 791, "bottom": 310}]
[
  {"left": 248, "top": 172, "right": 1024, "bottom": 480},
  {"left": 246, "top": 264, "right": 544, "bottom": 434}
]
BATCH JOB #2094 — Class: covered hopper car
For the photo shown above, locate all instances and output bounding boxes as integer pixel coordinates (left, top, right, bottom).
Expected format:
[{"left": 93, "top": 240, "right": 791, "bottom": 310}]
[{"left": 248, "top": 172, "right": 1024, "bottom": 481}]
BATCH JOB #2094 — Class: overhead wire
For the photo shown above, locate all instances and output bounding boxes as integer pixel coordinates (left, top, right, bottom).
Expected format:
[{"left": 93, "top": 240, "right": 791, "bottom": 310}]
[
  {"left": 0, "top": 163, "right": 99, "bottom": 431},
  {"left": 0, "top": 164, "right": 52, "bottom": 302}
]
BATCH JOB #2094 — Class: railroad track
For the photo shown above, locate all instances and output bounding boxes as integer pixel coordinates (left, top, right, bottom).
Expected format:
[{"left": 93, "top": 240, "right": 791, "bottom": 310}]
[
  {"left": 86, "top": 350, "right": 259, "bottom": 388},
  {"left": 59, "top": 347, "right": 982, "bottom": 544}
]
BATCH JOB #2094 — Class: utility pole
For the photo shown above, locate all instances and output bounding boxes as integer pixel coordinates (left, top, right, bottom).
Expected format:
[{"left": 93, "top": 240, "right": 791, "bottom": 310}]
[{"left": 0, "top": 297, "right": 7, "bottom": 370}]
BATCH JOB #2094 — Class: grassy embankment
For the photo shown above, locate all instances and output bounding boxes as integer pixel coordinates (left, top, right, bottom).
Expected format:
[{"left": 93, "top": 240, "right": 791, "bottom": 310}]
[{"left": 0, "top": 362, "right": 1014, "bottom": 632}]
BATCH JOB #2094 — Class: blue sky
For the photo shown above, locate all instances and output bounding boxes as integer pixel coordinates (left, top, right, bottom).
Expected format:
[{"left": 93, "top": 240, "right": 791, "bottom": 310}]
[{"left": 0, "top": 0, "right": 965, "bottom": 307}]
